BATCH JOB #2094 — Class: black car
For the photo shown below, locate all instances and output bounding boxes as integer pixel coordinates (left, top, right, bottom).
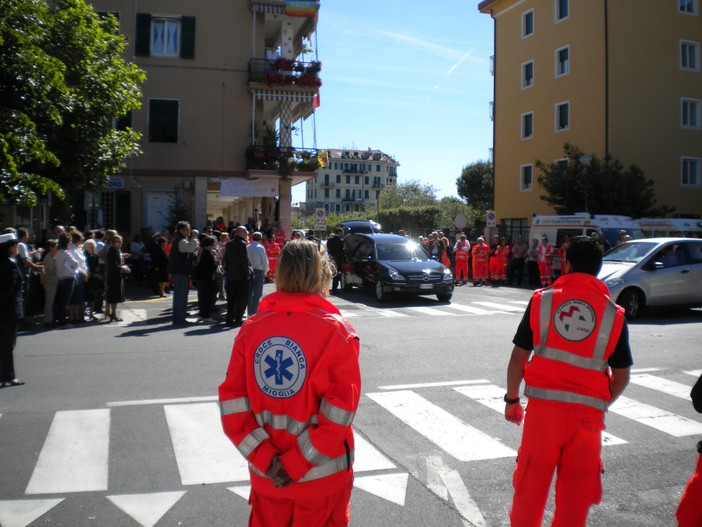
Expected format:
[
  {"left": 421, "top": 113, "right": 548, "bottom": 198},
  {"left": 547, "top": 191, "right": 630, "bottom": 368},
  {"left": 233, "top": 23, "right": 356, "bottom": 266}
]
[
  {"left": 339, "top": 233, "right": 454, "bottom": 302},
  {"left": 337, "top": 219, "right": 383, "bottom": 236}
]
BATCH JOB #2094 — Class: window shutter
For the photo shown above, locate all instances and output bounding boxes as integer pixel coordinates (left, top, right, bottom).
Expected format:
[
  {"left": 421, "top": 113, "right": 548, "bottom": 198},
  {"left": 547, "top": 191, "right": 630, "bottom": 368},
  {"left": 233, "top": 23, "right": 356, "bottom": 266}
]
[
  {"left": 135, "top": 13, "right": 151, "bottom": 57},
  {"left": 180, "top": 16, "right": 196, "bottom": 59}
]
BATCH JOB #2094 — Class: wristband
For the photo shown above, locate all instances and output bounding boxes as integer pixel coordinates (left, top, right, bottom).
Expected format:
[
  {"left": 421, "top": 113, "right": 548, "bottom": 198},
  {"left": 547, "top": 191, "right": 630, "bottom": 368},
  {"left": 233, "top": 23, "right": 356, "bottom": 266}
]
[{"left": 504, "top": 395, "right": 521, "bottom": 405}]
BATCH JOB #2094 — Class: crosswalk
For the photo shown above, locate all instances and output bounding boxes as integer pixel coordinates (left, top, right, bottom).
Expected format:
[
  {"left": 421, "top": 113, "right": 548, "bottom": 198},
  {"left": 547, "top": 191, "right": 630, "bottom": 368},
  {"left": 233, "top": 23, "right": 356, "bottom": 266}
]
[
  {"left": 335, "top": 299, "right": 530, "bottom": 319},
  {"left": 0, "top": 368, "right": 699, "bottom": 527}
]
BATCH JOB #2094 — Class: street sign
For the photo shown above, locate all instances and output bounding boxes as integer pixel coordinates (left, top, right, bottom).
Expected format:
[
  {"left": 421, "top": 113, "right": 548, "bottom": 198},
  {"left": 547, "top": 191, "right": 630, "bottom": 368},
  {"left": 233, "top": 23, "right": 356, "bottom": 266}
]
[
  {"left": 486, "top": 210, "right": 496, "bottom": 228},
  {"left": 454, "top": 214, "right": 467, "bottom": 230},
  {"left": 315, "top": 208, "right": 326, "bottom": 230}
]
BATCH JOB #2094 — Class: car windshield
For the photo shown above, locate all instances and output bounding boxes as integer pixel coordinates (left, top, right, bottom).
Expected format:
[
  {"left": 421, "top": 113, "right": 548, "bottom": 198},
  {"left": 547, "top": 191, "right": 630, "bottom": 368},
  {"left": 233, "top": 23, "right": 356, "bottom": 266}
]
[
  {"left": 602, "top": 241, "right": 658, "bottom": 263},
  {"left": 377, "top": 242, "right": 430, "bottom": 262}
]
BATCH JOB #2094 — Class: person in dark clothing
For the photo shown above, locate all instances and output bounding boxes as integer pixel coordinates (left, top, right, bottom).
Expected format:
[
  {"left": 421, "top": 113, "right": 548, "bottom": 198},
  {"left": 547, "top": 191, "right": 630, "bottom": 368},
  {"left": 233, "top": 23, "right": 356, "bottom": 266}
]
[
  {"left": 222, "top": 226, "right": 250, "bottom": 327},
  {"left": 105, "top": 235, "right": 130, "bottom": 322},
  {"left": 151, "top": 236, "right": 170, "bottom": 297},
  {"left": 326, "top": 228, "right": 345, "bottom": 293},
  {"left": 195, "top": 235, "right": 218, "bottom": 323},
  {"left": 0, "top": 233, "right": 25, "bottom": 387}
]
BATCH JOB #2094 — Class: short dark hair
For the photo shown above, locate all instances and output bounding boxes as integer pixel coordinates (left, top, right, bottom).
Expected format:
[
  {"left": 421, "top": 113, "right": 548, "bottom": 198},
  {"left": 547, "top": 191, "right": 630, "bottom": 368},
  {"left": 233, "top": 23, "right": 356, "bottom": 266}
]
[{"left": 565, "top": 236, "right": 603, "bottom": 276}]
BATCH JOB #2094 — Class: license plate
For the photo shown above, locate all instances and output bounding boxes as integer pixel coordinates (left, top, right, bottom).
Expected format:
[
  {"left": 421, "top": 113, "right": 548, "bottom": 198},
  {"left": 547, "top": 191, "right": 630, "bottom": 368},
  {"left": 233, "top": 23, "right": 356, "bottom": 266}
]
[{"left": 419, "top": 284, "right": 433, "bottom": 290}]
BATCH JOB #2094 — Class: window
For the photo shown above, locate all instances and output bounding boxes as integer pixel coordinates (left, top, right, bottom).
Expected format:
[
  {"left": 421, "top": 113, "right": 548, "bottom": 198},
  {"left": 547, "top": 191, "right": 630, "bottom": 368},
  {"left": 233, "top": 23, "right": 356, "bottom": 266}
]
[
  {"left": 555, "top": 102, "right": 570, "bottom": 131},
  {"left": 376, "top": 164, "right": 380, "bottom": 171},
  {"left": 522, "top": 61, "right": 534, "bottom": 88},
  {"left": 324, "top": 189, "right": 329, "bottom": 198},
  {"left": 522, "top": 112, "right": 534, "bottom": 139},
  {"left": 336, "top": 174, "right": 341, "bottom": 183},
  {"left": 682, "top": 157, "right": 701, "bottom": 187},
  {"left": 336, "top": 189, "right": 341, "bottom": 198},
  {"left": 135, "top": 13, "right": 195, "bottom": 59},
  {"left": 680, "top": 0, "right": 698, "bottom": 14},
  {"left": 520, "top": 165, "right": 533, "bottom": 191},
  {"left": 681, "top": 41, "right": 700, "bottom": 70},
  {"left": 556, "top": 0, "right": 569, "bottom": 21},
  {"left": 364, "top": 190, "right": 369, "bottom": 199},
  {"left": 346, "top": 176, "right": 350, "bottom": 184},
  {"left": 365, "top": 176, "right": 369, "bottom": 184},
  {"left": 354, "top": 175, "right": 360, "bottom": 185},
  {"left": 148, "top": 99, "right": 179, "bottom": 143},
  {"left": 556, "top": 46, "right": 570, "bottom": 76},
  {"left": 522, "top": 10, "right": 534, "bottom": 37},
  {"left": 682, "top": 98, "right": 701, "bottom": 128}
]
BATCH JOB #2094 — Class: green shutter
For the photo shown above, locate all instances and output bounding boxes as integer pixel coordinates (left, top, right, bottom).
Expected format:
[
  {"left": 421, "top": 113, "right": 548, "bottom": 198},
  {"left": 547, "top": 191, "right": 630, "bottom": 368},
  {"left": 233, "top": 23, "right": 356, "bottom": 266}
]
[
  {"left": 135, "top": 13, "right": 151, "bottom": 57},
  {"left": 180, "top": 16, "right": 196, "bottom": 59}
]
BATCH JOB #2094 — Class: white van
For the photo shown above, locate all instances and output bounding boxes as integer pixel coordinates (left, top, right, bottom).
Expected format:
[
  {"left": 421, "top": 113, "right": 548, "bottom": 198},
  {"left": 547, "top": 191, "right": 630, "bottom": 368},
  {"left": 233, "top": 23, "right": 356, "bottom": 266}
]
[
  {"left": 529, "top": 214, "right": 644, "bottom": 270},
  {"left": 637, "top": 217, "right": 702, "bottom": 238}
]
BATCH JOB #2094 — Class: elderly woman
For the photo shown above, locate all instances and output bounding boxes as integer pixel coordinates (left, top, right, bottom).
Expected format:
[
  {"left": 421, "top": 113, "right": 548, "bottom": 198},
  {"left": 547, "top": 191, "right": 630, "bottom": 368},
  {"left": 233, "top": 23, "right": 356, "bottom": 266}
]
[
  {"left": 105, "top": 235, "right": 130, "bottom": 322},
  {"left": 0, "top": 232, "right": 25, "bottom": 386},
  {"left": 219, "top": 240, "right": 361, "bottom": 527},
  {"left": 54, "top": 232, "right": 79, "bottom": 326}
]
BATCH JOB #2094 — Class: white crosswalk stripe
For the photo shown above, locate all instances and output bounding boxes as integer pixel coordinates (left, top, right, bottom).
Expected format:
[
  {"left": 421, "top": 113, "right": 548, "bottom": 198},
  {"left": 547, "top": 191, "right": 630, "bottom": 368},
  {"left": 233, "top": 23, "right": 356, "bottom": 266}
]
[
  {"left": 609, "top": 396, "right": 702, "bottom": 437},
  {"left": 630, "top": 373, "right": 694, "bottom": 400},
  {"left": 334, "top": 300, "right": 527, "bottom": 318},
  {"left": 407, "top": 306, "right": 457, "bottom": 316}
]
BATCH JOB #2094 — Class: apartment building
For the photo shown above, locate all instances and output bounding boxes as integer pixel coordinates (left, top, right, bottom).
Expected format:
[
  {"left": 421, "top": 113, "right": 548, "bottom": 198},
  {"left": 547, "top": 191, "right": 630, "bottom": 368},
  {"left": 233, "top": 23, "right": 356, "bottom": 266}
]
[
  {"left": 479, "top": 0, "right": 702, "bottom": 235},
  {"left": 304, "top": 149, "right": 399, "bottom": 214},
  {"left": 73, "top": 0, "right": 321, "bottom": 236}
]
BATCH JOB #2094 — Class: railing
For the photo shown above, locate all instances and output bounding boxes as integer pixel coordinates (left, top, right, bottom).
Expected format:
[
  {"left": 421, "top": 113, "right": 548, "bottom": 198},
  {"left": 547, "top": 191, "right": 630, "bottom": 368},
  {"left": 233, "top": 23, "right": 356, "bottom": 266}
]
[
  {"left": 248, "top": 58, "right": 322, "bottom": 88},
  {"left": 246, "top": 146, "right": 321, "bottom": 173}
]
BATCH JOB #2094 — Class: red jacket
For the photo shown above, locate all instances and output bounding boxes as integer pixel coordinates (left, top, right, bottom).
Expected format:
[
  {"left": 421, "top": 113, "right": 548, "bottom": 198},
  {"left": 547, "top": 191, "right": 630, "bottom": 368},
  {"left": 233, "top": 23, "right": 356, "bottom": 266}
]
[
  {"left": 472, "top": 243, "right": 489, "bottom": 262},
  {"left": 524, "top": 273, "right": 625, "bottom": 413},
  {"left": 219, "top": 292, "right": 360, "bottom": 498}
]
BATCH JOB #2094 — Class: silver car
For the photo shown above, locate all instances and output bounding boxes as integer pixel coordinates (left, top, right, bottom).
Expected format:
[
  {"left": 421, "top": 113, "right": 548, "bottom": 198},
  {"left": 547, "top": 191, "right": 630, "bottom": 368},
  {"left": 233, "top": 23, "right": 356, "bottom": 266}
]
[{"left": 598, "top": 237, "right": 702, "bottom": 319}]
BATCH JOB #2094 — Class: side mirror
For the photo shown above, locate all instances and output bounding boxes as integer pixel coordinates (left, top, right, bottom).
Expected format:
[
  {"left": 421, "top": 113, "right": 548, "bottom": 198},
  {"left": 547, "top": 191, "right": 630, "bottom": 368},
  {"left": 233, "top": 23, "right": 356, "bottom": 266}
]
[{"left": 652, "top": 261, "right": 664, "bottom": 270}]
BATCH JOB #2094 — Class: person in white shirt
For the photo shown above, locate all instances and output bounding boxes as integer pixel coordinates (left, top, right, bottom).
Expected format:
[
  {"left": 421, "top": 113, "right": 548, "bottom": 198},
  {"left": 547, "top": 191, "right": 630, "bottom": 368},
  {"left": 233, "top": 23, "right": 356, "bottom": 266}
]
[{"left": 246, "top": 231, "right": 269, "bottom": 316}]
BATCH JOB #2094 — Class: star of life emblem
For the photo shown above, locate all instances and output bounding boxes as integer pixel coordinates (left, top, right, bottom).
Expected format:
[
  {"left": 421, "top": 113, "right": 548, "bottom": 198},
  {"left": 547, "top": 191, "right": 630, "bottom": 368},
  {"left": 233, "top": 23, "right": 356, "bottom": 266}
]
[
  {"left": 254, "top": 337, "right": 307, "bottom": 398},
  {"left": 553, "top": 300, "right": 597, "bottom": 342}
]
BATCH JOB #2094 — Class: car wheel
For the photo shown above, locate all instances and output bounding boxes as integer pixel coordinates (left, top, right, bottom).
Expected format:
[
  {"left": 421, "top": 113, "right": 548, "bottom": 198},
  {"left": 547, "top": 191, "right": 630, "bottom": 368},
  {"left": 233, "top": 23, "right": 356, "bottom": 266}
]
[
  {"left": 618, "top": 288, "right": 644, "bottom": 320},
  {"left": 340, "top": 273, "right": 352, "bottom": 292},
  {"left": 375, "top": 279, "right": 387, "bottom": 302},
  {"left": 436, "top": 293, "right": 452, "bottom": 302}
]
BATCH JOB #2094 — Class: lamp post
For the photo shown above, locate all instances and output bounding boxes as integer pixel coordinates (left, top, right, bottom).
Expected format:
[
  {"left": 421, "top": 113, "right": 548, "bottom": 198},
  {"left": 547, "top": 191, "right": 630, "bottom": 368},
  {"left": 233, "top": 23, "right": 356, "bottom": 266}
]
[{"left": 579, "top": 155, "right": 592, "bottom": 213}]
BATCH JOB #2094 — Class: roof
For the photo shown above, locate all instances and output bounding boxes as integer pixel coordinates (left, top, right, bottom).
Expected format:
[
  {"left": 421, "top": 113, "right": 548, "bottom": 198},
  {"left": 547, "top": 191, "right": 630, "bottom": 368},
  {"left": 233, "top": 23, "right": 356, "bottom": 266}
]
[
  {"left": 328, "top": 148, "right": 398, "bottom": 165},
  {"left": 477, "top": 0, "right": 499, "bottom": 12}
]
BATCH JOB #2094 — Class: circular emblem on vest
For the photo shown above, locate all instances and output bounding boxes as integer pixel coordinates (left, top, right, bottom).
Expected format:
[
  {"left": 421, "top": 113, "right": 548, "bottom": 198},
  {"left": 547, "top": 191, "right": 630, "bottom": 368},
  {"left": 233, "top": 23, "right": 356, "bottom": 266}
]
[
  {"left": 553, "top": 300, "right": 597, "bottom": 342},
  {"left": 254, "top": 337, "right": 307, "bottom": 398}
]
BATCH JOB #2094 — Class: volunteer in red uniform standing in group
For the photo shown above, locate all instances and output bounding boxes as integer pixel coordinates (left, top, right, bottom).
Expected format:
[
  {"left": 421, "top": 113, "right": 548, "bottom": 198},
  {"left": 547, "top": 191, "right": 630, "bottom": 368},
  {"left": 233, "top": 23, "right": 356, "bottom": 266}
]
[
  {"left": 503, "top": 235, "right": 632, "bottom": 527},
  {"left": 472, "top": 236, "right": 489, "bottom": 286},
  {"left": 219, "top": 240, "right": 361, "bottom": 527},
  {"left": 453, "top": 234, "right": 470, "bottom": 284},
  {"left": 537, "top": 234, "right": 554, "bottom": 287}
]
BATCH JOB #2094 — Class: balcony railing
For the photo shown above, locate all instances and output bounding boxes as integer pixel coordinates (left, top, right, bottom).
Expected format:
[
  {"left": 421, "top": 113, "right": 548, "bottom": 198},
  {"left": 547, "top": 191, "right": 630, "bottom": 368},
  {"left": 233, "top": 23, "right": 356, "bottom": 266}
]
[
  {"left": 246, "top": 146, "right": 321, "bottom": 173},
  {"left": 248, "top": 58, "right": 322, "bottom": 88}
]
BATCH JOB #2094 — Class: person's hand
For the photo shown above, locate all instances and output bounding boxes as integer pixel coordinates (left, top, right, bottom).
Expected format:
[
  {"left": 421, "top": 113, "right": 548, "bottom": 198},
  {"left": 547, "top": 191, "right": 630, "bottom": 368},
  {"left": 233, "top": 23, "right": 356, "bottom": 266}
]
[
  {"left": 505, "top": 402, "right": 525, "bottom": 426},
  {"left": 266, "top": 456, "right": 292, "bottom": 488}
]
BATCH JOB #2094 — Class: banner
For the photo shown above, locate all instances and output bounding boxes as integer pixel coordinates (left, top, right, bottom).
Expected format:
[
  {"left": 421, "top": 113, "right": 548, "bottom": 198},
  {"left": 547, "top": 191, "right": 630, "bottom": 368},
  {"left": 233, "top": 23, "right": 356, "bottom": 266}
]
[
  {"left": 285, "top": 1, "right": 318, "bottom": 17},
  {"left": 317, "top": 149, "right": 329, "bottom": 168},
  {"left": 220, "top": 178, "right": 278, "bottom": 198}
]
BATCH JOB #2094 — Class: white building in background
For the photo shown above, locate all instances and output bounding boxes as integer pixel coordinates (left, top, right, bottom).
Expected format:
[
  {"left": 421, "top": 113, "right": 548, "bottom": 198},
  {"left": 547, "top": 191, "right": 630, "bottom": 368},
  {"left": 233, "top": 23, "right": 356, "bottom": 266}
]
[{"left": 304, "top": 148, "right": 399, "bottom": 213}]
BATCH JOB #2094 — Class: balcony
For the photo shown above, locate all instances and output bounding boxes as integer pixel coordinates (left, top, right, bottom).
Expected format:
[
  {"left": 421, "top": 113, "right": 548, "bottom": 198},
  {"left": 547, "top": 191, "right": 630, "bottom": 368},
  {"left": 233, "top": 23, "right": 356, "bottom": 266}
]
[
  {"left": 246, "top": 146, "right": 321, "bottom": 174},
  {"left": 248, "top": 58, "right": 322, "bottom": 88}
]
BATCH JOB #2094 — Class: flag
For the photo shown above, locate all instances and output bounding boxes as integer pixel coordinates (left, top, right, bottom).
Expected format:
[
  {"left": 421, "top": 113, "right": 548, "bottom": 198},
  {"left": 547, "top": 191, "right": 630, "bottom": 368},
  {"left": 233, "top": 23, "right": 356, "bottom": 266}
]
[
  {"left": 317, "top": 149, "right": 329, "bottom": 168},
  {"left": 313, "top": 92, "right": 320, "bottom": 108},
  {"left": 285, "top": 1, "right": 318, "bottom": 17}
]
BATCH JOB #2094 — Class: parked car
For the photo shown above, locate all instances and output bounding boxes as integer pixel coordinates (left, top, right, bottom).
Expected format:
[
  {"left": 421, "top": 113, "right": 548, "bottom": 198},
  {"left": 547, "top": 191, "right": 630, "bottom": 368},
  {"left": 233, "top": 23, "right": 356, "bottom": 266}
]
[
  {"left": 337, "top": 219, "right": 383, "bottom": 236},
  {"left": 597, "top": 237, "right": 702, "bottom": 319},
  {"left": 339, "top": 233, "right": 454, "bottom": 302}
]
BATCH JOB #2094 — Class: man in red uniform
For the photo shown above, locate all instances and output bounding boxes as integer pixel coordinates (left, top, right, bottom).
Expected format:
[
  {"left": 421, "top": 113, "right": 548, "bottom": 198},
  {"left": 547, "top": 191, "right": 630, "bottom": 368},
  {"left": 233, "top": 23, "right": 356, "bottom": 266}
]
[
  {"left": 537, "top": 234, "right": 554, "bottom": 287},
  {"left": 489, "top": 234, "right": 501, "bottom": 282},
  {"left": 453, "top": 234, "right": 470, "bottom": 284},
  {"left": 219, "top": 240, "right": 360, "bottom": 526},
  {"left": 504, "top": 235, "right": 632, "bottom": 527},
  {"left": 472, "top": 236, "right": 489, "bottom": 286},
  {"left": 676, "top": 372, "right": 702, "bottom": 527}
]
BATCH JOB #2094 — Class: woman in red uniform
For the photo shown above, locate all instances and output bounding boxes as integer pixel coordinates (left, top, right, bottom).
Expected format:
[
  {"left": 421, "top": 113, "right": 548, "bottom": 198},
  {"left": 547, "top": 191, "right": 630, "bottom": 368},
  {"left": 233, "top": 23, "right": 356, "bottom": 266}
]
[{"left": 219, "top": 240, "right": 361, "bottom": 527}]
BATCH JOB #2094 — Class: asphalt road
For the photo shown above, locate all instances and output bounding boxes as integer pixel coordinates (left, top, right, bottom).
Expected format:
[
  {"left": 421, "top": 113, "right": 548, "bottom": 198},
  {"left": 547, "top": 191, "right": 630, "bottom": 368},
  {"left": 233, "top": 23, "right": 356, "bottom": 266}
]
[{"left": 0, "top": 281, "right": 700, "bottom": 527}]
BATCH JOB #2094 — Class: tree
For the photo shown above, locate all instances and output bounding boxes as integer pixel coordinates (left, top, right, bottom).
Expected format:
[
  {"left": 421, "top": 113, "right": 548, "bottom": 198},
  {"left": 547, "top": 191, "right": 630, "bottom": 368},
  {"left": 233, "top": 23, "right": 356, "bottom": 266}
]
[
  {"left": 456, "top": 160, "right": 493, "bottom": 211},
  {"left": 378, "top": 179, "right": 437, "bottom": 210},
  {"left": 536, "top": 143, "right": 673, "bottom": 217},
  {"left": 0, "top": 0, "right": 145, "bottom": 209}
]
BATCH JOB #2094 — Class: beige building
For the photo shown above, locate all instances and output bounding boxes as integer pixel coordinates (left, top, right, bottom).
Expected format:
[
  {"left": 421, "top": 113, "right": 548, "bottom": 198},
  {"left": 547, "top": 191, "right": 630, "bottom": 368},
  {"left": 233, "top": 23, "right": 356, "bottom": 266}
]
[
  {"left": 479, "top": 0, "right": 702, "bottom": 237},
  {"left": 304, "top": 149, "right": 399, "bottom": 214},
  {"left": 70, "top": 0, "right": 321, "bottom": 236}
]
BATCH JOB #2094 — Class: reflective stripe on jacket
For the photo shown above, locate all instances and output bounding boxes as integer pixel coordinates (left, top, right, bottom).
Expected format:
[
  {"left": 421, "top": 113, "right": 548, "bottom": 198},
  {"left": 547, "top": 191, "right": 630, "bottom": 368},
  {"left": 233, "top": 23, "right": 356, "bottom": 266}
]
[
  {"left": 219, "top": 291, "right": 360, "bottom": 498},
  {"left": 472, "top": 243, "right": 489, "bottom": 262},
  {"left": 524, "top": 273, "right": 625, "bottom": 412}
]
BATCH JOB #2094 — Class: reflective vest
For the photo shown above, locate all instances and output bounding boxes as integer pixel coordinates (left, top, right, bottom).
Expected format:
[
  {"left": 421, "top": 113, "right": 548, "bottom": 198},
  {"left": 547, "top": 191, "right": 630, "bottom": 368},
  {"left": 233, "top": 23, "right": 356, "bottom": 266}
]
[
  {"left": 454, "top": 241, "right": 470, "bottom": 261},
  {"left": 524, "top": 273, "right": 625, "bottom": 412},
  {"left": 219, "top": 292, "right": 360, "bottom": 498},
  {"left": 472, "top": 243, "right": 489, "bottom": 262},
  {"left": 538, "top": 243, "right": 553, "bottom": 264}
]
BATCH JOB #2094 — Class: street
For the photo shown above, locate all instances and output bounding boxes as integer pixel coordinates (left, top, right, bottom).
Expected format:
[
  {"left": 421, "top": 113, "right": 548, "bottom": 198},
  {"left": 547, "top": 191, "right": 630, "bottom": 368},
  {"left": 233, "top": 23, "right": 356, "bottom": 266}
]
[{"left": 0, "top": 282, "right": 700, "bottom": 527}]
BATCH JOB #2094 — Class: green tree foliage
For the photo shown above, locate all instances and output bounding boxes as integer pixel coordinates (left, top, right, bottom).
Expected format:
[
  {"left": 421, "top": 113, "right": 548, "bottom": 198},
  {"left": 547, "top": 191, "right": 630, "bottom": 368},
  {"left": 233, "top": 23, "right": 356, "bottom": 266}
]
[
  {"left": 0, "top": 0, "right": 145, "bottom": 207},
  {"left": 456, "top": 160, "right": 493, "bottom": 211},
  {"left": 378, "top": 179, "right": 437, "bottom": 210},
  {"left": 536, "top": 143, "right": 673, "bottom": 217}
]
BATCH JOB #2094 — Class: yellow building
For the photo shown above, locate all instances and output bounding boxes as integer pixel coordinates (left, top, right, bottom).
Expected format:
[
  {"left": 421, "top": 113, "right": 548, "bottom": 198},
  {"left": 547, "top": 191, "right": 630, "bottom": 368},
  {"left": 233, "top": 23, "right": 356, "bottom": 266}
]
[
  {"left": 62, "top": 0, "right": 320, "bottom": 236},
  {"left": 479, "top": 0, "right": 702, "bottom": 237}
]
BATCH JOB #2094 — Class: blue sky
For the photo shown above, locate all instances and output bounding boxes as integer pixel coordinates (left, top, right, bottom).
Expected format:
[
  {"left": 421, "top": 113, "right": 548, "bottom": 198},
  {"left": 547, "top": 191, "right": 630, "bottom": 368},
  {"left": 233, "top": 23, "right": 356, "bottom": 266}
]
[{"left": 291, "top": 1, "right": 495, "bottom": 203}]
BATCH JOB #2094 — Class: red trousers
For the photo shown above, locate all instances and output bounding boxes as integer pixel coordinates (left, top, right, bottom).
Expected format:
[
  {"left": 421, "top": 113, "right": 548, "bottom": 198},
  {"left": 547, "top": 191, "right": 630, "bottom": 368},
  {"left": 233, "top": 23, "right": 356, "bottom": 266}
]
[
  {"left": 511, "top": 401, "right": 604, "bottom": 527},
  {"left": 455, "top": 260, "right": 468, "bottom": 282},
  {"left": 473, "top": 261, "right": 488, "bottom": 281},
  {"left": 249, "top": 477, "right": 353, "bottom": 527},
  {"left": 677, "top": 454, "right": 702, "bottom": 527},
  {"left": 538, "top": 262, "right": 552, "bottom": 286}
]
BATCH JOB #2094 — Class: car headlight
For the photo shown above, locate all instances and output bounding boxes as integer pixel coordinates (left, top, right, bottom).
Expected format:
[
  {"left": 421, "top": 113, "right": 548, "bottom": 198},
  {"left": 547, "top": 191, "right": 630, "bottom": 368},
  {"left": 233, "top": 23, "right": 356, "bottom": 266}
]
[
  {"left": 443, "top": 268, "right": 453, "bottom": 281},
  {"left": 387, "top": 268, "right": 406, "bottom": 281},
  {"left": 604, "top": 277, "right": 627, "bottom": 288}
]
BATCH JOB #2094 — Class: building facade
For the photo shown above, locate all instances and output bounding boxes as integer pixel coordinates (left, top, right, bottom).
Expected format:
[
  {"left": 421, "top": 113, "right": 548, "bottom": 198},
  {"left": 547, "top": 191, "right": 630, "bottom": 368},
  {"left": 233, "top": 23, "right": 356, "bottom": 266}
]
[
  {"left": 304, "top": 149, "right": 399, "bottom": 214},
  {"left": 67, "top": 0, "right": 321, "bottom": 236},
  {"left": 479, "top": 0, "right": 702, "bottom": 235}
]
